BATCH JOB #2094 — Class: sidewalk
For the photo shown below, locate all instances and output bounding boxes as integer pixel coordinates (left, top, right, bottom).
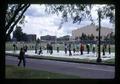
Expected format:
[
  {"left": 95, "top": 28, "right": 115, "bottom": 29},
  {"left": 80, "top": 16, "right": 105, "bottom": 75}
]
[{"left": 6, "top": 50, "right": 115, "bottom": 66}]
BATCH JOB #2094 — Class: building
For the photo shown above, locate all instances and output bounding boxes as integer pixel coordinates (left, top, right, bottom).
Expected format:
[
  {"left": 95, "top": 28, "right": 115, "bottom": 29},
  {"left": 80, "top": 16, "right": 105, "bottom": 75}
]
[
  {"left": 40, "top": 35, "right": 56, "bottom": 41},
  {"left": 27, "top": 34, "right": 36, "bottom": 42},
  {"left": 57, "top": 35, "right": 70, "bottom": 41},
  {"left": 71, "top": 24, "right": 114, "bottom": 41}
]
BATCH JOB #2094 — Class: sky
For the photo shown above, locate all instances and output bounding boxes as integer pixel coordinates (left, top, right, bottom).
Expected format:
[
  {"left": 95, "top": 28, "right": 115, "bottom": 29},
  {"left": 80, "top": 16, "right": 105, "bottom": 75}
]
[{"left": 16, "top": 4, "right": 115, "bottom": 38}]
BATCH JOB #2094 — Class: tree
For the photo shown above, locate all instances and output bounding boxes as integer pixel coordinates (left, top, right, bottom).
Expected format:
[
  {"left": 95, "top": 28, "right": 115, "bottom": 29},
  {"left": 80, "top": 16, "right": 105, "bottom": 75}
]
[
  {"left": 45, "top": 4, "right": 115, "bottom": 28},
  {"left": 80, "top": 33, "right": 87, "bottom": 40},
  {"left": 5, "top": 4, "right": 30, "bottom": 39},
  {"left": 13, "top": 26, "right": 23, "bottom": 41},
  {"left": 22, "top": 33, "right": 28, "bottom": 42},
  {"left": 101, "top": 5, "right": 115, "bottom": 24},
  {"left": 6, "top": 34, "right": 11, "bottom": 41},
  {"left": 90, "top": 34, "right": 94, "bottom": 40},
  {"left": 45, "top": 4, "right": 93, "bottom": 28}
]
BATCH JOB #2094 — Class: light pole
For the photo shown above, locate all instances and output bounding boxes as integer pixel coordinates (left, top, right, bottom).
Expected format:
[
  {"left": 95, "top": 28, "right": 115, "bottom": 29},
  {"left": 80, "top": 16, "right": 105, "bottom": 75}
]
[{"left": 96, "top": 8, "right": 102, "bottom": 63}]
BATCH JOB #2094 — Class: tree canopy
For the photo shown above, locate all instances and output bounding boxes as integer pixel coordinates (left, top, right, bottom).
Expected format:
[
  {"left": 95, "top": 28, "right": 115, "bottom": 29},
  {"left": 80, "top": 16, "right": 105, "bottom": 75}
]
[{"left": 45, "top": 4, "right": 115, "bottom": 28}]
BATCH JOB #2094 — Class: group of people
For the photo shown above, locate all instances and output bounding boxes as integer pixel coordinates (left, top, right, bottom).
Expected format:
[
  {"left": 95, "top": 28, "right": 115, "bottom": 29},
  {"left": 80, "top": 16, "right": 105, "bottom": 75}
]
[
  {"left": 12, "top": 42, "right": 112, "bottom": 67},
  {"left": 46, "top": 43, "right": 53, "bottom": 55},
  {"left": 14, "top": 42, "right": 112, "bottom": 66},
  {"left": 102, "top": 44, "right": 111, "bottom": 55},
  {"left": 35, "top": 43, "right": 111, "bottom": 56},
  {"left": 63, "top": 43, "right": 96, "bottom": 56},
  {"left": 63, "top": 43, "right": 111, "bottom": 56}
]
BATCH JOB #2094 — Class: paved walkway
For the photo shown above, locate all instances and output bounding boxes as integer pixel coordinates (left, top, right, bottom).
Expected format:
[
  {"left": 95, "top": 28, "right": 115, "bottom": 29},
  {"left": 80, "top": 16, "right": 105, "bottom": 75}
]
[
  {"left": 6, "top": 55, "right": 115, "bottom": 79},
  {"left": 6, "top": 50, "right": 115, "bottom": 61}
]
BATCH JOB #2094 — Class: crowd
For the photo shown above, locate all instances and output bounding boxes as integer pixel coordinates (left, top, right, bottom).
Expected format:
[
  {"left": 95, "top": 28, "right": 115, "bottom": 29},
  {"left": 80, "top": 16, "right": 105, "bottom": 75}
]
[
  {"left": 12, "top": 42, "right": 112, "bottom": 67},
  {"left": 13, "top": 42, "right": 111, "bottom": 57}
]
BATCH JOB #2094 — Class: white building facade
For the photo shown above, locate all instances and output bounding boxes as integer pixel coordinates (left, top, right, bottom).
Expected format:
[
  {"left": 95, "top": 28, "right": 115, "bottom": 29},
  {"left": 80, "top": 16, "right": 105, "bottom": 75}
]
[{"left": 71, "top": 24, "right": 114, "bottom": 41}]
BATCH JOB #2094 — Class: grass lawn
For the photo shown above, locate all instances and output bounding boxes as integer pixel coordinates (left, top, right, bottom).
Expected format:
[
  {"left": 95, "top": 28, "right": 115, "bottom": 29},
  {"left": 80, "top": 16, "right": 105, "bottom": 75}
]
[{"left": 6, "top": 65, "right": 80, "bottom": 79}]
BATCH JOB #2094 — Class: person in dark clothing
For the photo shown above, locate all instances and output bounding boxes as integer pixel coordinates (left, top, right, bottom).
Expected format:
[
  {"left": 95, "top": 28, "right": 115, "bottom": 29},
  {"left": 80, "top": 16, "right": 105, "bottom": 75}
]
[
  {"left": 57, "top": 47, "right": 59, "bottom": 53},
  {"left": 64, "top": 43, "right": 67, "bottom": 54},
  {"left": 68, "top": 44, "right": 72, "bottom": 56},
  {"left": 102, "top": 44, "right": 105, "bottom": 55},
  {"left": 73, "top": 48, "right": 76, "bottom": 53},
  {"left": 86, "top": 44, "right": 90, "bottom": 54},
  {"left": 108, "top": 44, "right": 111, "bottom": 54},
  {"left": 18, "top": 48, "right": 26, "bottom": 67},
  {"left": 49, "top": 44, "right": 53, "bottom": 55},
  {"left": 57, "top": 44, "right": 59, "bottom": 53},
  {"left": 39, "top": 46, "right": 43, "bottom": 55},
  {"left": 13, "top": 43, "right": 16, "bottom": 51},
  {"left": 51, "top": 45, "right": 53, "bottom": 54},
  {"left": 47, "top": 43, "right": 49, "bottom": 53},
  {"left": 73, "top": 44, "right": 76, "bottom": 54},
  {"left": 92, "top": 44, "right": 95, "bottom": 53}
]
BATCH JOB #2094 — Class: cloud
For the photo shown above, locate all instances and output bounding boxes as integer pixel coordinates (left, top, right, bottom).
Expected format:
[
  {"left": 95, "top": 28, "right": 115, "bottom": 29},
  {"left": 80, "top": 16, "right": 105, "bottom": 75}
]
[{"left": 25, "top": 4, "right": 49, "bottom": 17}]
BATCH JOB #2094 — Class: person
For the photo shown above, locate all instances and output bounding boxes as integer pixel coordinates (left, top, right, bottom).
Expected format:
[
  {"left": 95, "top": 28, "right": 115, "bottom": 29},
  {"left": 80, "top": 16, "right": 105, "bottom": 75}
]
[
  {"left": 108, "top": 44, "right": 111, "bottom": 54},
  {"left": 86, "top": 44, "right": 90, "bottom": 54},
  {"left": 18, "top": 47, "right": 26, "bottom": 67},
  {"left": 39, "top": 46, "right": 43, "bottom": 55},
  {"left": 73, "top": 44, "right": 76, "bottom": 54},
  {"left": 46, "top": 43, "right": 49, "bottom": 53},
  {"left": 56, "top": 44, "right": 59, "bottom": 53},
  {"left": 64, "top": 43, "right": 67, "bottom": 54},
  {"left": 80, "top": 43, "right": 84, "bottom": 55},
  {"left": 68, "top": 43, "right": 72, "bottom": 56},
  {"left": 49, "top": 43, "right": 53, "bottom": 55},
  {"left": 13, "top": 43, "right": 16, "bottom": 51},
  {"left": 92, "top": 44, "right": 95, "bottom": 53},
  {"left": 102, "top": 44, "right": 105, "bottom": 55}
]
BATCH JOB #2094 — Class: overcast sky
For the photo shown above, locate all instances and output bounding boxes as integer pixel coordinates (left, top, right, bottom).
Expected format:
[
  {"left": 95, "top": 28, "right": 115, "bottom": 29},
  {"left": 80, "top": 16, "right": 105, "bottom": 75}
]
[{"left": 17, "top": 4, "right": 115, "bottom": 38}]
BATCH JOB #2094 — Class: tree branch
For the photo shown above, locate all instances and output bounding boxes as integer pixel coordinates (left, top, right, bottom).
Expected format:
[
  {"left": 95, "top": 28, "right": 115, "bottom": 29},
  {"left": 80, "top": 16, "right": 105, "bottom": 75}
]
[
  {"left": 6, "top": 4, "right": 30, "bottom": 39},
  {"left": 5, "top": 4, "right": 28, "bottom": 32}
]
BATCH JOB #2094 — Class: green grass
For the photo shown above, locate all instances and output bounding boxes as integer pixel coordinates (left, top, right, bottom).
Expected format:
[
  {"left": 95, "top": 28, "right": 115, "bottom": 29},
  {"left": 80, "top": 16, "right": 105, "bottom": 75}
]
[
  {"left": 6, "top": 65, "right": 80, "bottom": 79},
  {"left": 102, "top": 59, "right": 115, "bottom": 64}
]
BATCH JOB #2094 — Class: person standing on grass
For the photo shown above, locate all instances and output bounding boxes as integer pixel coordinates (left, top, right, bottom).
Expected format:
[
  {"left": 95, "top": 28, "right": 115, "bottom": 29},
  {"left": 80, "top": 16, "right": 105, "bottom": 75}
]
[
  {"left": 39, "top": 46, "right": 43, "bottom": 55},
  {"left": 92, "top": 44, "right": 96, "bottom": 53},
  {"left": 46, "top": 43, "right": 49, "bottom": 53},
  {"left": 102, "top": 44, "right": 106, "bottom": 55},
  {"left": 18, "top": 47, "right": 26, "bottom": 67},
  {"left": 86, "top": 44, "right": 90, "bottom": 54},
  {"left": 56, "top": 43, "right": 59, "bottom": 53},
  {"left": 73, "top": 44, "right": 76, "bottom": 54},
  {"left": 68, "top": 43, "right": 72, "bottom": 56},
  {"left": 64, "top": 43, "right": 67, "bottom": 54},
  {"left": 13, "top": 43, "right": 16, "bottom": 51},
  {"left": 108, "top": 44, "right": 111, "bottom": 54},
  {"left": 49, "top": 43, "right": 53, "bottom": 55},
  {"left": 80, "top": 43, "right": 84, "bottom": 55}
]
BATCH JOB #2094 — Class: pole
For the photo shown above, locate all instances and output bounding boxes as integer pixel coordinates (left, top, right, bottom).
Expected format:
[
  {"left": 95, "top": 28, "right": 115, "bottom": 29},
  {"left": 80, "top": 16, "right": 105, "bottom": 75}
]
[{"left": 96, "top": 9, "right": 102, "bottom": 63}]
